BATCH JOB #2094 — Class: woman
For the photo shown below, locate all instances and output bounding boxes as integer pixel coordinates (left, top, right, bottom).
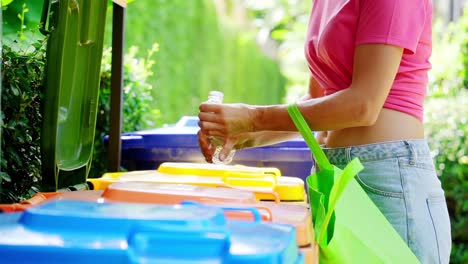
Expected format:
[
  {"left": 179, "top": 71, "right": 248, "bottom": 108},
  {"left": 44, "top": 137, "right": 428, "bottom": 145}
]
[{"left": 197, "top": 0, "right": 451, "bottom": 263}]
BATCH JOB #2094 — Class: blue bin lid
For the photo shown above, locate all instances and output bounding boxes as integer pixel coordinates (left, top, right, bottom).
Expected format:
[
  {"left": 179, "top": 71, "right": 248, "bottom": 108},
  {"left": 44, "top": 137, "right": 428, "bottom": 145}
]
[
  {"left": 108, "top": 116, "right": 308, "bottom": 149},
  {"left": 0, "top": 200, "right": 300, "bottom": 264}
]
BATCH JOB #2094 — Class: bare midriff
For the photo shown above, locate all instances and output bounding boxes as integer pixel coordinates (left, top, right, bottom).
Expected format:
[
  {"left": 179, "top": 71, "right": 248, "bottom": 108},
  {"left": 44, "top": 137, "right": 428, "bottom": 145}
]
[{"left": 325, "top": 108, "right": 424, "bottom": 148}]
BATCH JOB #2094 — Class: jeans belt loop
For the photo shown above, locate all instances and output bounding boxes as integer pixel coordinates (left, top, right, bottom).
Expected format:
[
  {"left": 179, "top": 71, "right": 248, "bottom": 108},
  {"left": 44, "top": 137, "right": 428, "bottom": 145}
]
[{"left": 404, "top": 140, "right": 417, "bottom": 165}]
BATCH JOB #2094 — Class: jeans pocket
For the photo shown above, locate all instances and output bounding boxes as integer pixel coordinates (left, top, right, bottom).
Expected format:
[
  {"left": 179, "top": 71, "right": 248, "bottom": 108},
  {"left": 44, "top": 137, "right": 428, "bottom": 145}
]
[
  {"left": 354, "top": 158, "right": 404, "bottom": 198},
  {"left": 427, "top": 194, "right": 452, "bottom": 264}
]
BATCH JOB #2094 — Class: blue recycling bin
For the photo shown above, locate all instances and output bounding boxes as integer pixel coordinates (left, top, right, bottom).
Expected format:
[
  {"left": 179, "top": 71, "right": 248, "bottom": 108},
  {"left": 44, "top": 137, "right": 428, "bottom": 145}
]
[
  {"left": 106, "top": 116, "right": 313, "bottom": 180},
  {"left": 0, "top": 199, "right": 304, "bottom": 263}
]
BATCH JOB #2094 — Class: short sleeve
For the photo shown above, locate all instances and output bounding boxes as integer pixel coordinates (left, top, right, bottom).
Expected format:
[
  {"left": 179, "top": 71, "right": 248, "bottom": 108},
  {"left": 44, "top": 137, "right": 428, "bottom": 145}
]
[{"left": 356, "top": 0, "right": 427, "bottom": 54}]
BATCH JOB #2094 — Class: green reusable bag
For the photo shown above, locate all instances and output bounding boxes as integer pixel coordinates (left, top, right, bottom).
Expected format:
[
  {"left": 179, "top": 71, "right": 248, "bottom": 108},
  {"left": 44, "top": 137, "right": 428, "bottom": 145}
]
[{"left": 287, "top": 104, "right": 419, "bottom": 263}]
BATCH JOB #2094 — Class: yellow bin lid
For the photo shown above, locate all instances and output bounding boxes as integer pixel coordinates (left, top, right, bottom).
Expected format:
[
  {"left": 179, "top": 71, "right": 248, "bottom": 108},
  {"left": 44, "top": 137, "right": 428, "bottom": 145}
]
[
  {"left": 157, "top": 162, "right": 282, "bottom": 178},
  {"left": 89, "top": 169, "right": 305, "bottom": 202},
  {"left": 88, "top": 170, "right": 277, "bottom": 191}
]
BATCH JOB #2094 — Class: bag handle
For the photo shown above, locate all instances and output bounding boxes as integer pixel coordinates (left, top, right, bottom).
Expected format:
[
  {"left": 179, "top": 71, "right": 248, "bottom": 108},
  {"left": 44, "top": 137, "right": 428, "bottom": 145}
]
[
  {"left": 287, "top": 103, "right": 364, "bottom": 246},
  {"left": 286, "top": 104, "right": 333, "bottom": 171},
  {"left": 40, "top": 0, "right": 51, "bottom": 35}
]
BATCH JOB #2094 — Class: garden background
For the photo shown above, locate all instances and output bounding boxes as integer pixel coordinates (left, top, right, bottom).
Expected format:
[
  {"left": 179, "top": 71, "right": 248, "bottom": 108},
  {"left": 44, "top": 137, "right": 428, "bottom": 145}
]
[{"left": 1, "top": 0, "right": 467, "bottom": 262}]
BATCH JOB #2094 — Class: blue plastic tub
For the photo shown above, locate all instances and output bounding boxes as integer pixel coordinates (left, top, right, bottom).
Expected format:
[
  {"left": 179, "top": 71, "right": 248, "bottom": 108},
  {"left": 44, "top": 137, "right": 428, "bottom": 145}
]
[
  {"left": 0, "top": 200, "right": 303, "bottom": 264},
  {"left": 107, "top": 116, "right": 313, "bottom": 179}
]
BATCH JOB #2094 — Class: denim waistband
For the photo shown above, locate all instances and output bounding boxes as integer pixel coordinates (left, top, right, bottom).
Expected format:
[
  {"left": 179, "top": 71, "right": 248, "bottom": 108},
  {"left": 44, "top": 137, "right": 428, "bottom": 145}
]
[{"left": 321, "top": 139, "right": 431, "bottom": 164}]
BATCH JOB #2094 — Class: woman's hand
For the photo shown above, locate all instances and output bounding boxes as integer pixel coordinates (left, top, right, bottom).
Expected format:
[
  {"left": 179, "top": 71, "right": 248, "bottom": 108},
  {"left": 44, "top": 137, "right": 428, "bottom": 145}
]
[
  {"left": 198, "top": 102, "right": 255, "bottom": 163},
  {"left": 198, "top": 122, "right": 300, "bottom": 163},
  {"left": 197, "top": 128, "right": 253, "bottom": 163},
  {"left": 197, "top": 129, "right": 215, "bottom": 163},
  {"left": 198, "top": 103, "right": 256, "bottom": 139}
]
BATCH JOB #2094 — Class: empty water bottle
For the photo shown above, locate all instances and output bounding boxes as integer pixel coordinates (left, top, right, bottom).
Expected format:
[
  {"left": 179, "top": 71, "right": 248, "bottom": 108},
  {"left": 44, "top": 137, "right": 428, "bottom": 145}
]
[{"left": 206, "top": 91, "right": 236, "bottom": 164}]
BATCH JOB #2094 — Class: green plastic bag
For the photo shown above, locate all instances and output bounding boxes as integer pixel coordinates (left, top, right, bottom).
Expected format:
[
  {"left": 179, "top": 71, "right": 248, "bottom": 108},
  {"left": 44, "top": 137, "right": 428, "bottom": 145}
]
[{"left": 287, "top": 104, "right": 420, "bottom": 263}]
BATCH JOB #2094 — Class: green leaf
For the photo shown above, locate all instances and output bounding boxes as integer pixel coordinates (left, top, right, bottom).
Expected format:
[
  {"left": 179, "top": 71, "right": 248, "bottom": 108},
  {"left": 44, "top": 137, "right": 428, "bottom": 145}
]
[
  {"left": 271, "top": 29, "right": 288, "bottom": 41},
  {"left": 0, "top": 172, "right": 11, "bottom": 183},
  {"left": 1, "top": 0, "right": 13, "bottom": 6},
  {"left": 10, "top": 86, "right": 20, "bottom": 96}
]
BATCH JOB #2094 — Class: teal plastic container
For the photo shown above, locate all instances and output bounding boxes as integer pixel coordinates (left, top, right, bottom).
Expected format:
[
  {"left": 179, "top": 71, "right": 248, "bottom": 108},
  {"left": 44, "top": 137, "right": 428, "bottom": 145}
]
[{"left": 0, "top": 200, "right": 303, "bottom": 263}]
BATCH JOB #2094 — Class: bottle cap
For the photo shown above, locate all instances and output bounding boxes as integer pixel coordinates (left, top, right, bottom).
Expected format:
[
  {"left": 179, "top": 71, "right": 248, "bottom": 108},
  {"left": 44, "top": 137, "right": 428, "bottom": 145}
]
[{"left": 209, "top": 91, "right": 224, "bottom": 98}]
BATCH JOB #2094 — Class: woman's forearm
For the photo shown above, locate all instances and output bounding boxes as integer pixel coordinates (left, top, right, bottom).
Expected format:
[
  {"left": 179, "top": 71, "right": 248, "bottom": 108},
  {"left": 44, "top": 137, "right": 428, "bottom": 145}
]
[
  {"left": 254, "top": 44, "right": 403, "bottom": 132},
  {"left": 248, "top": 131, "right": 301, "bottom": 148},
  {"left": 253, "top": 87, "right": 373, "bottom": 132}
]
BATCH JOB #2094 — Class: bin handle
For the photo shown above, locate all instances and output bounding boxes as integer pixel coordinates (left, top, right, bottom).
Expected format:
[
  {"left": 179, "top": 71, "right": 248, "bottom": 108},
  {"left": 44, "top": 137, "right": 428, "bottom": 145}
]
[
  {"left": 128, "top": 224, "right": 230, "bottom": 260},
  {"left": 0, "top": 192, "right": 61, "bottom": 213},
  {"left": 195, "top": 200, "right": 273, "bottom": 222},
  {"left": 217, "top": 184, "right": 281, "bottom": 204},
  {"left": 20, "top": 192, "right": 60, "bottom": 206},
  {"left": 222, "top": 171, "right": 278, "bottom": 183},
  {"left": 181, "top": 201, "right": 263, "bottom": 223},
  {"left": 221, "top": 205, "right": 272, "bottom": 222},
  {"left": 250, "top": 188, "right": 281, "bottom": 203},
  {"left": 222, "top": 174, "right": 277, "bottom": 187},
  {"left": 0, "top": 203, "right": 29, "bottom": 213},
  {"left": 79, "top": 0, "right": 94, "bottom": 45},
  {"left": 39, "top": 0, "right": 51, "bottom": 35},
  {"left": 250, "top": 205, "right": 273, "bottom": 221}
]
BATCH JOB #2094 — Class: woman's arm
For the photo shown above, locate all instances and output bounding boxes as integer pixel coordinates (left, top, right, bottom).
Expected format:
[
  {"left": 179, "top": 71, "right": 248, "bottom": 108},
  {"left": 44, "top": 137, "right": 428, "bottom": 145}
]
[
  {"left": 199, "top": 44, "right": 403, "bottom": 137},
  {"left": 306, "top": 75, "right": 328, "bottom": 145},
  {"left": 258, "top": 44, "right": 404, "bottom": 131},
  {"left": 232, "top": 76, "right": 326, "bottom": 148},
  {"left": 198, "top": 75, "right": 323, "bottom": 153},
  {"left": 197, "top": 77, "right": 323, "bottom": 162}
]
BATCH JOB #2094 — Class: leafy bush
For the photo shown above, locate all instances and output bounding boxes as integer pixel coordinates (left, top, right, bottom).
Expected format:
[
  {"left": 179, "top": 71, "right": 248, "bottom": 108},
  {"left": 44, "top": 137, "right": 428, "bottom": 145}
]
[
  {"left": 429, "top": 19, "right": 465, "bottom": 97},
  {"left": 2, "top": 0, "right": 43, "bottom": 44},
  {"left": 428, "top": 10, "right": 468, "bottom": 264},
  {"left": 461, "top": 9, "right": 468, "bottom": 89},
  {"left": 0, "top": 41, "right": 160, "bottom": 201},
  {"left": 0, "top": 39, "right": 46, "bottom": 203},
  {"left": 425, "top": 91, "right": 468, "bottom": 264},
  {"left": 90, "top": 44, "right": 162, "bottom": 178}
]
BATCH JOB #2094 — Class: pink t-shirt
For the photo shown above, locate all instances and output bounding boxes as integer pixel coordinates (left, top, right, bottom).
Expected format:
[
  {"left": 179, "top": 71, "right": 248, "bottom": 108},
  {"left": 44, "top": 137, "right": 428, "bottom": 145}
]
[{"left": 305, "top": 0, "right": 433, "bottom": 121}]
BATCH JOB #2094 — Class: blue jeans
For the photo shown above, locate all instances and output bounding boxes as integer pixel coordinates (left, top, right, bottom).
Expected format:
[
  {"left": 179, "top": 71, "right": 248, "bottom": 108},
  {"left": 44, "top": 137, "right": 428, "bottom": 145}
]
[{"left": 320, "top": 140, "right": 451, "bottom": 264}]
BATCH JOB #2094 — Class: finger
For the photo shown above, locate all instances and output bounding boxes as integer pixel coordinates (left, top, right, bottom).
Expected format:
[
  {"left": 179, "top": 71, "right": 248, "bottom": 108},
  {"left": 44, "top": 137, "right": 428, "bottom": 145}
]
[
  {"left": 198, "top": 111, "right": 222, "bottom": 123},
  {"left": 198, "top": 130, "right": 211, "bottom": 148},
  {"left": 198, "top": 121, "right": 226, "bottom": 137},
  {"left": 197, "top": 130, "right": 214, "bottom": 162},
  {"left": 219, "top": 138, "right": 236, "bottom": 161},
  {"left": 199, "top": 103, "right": 222, "bottom": 113}
]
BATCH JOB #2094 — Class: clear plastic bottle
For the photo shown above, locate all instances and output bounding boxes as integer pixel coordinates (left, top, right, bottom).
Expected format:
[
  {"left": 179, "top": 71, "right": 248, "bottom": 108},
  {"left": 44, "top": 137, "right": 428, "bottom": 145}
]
[{"left": 206, "top": 91, "right": 236, "bottom": 164}]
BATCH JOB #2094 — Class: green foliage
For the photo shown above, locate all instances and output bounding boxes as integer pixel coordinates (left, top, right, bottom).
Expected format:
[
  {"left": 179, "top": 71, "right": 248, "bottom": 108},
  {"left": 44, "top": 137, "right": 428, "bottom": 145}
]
[
  {"left": 237, "top": 0, "right": 312, "bottom": 101},
  {"left": 4, "top": 0, "right": 286, "bottom": 125},
  {"left": 2, "top": 0, "right": 43, "bottom": 45},
  {"left": 427, "top": 10, "right": 468, "bottom": 264},
  {"left": 0, "top": 40, "right": 158, "bottom": 199},
  {"left": 0, "top": 39, "right": 47, "bottom": 203},
  {"left": 89, "top": 44, "right": 162, "bottom": 178},
  {"left": 461, "top": 9, "right": 468, "bottom": 90},
  {"left": 425, "top": 91, "right": 468, "bottom": 263},
  {"left": 2, "top": 0, "right": 14, "bottom": 8},
  {"left": 1, "top": 0, "right": 284, "bottom": 199},
  {"left": 119, "top": 0, "right": 286, "bottom": 124},
  {"left": 430, "top": 9, "right": 468, "bottom": 97}
]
